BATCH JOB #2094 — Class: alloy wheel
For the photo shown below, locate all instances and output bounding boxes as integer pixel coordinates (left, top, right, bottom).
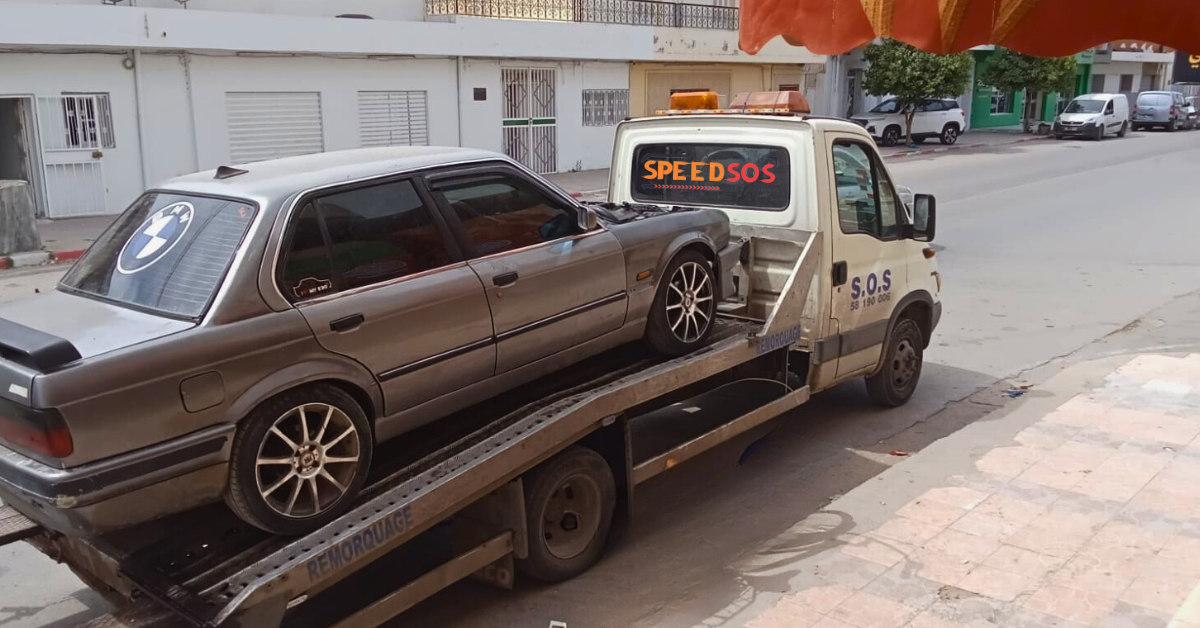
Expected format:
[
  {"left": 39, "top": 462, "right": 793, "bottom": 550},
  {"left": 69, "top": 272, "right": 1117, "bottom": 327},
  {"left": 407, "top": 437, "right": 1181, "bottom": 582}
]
[
  {"left": 665, "top": 261, "right": 714, "bottom": 344},
  {"left": 255, "top": 403, "right": 361, "bottom": 518}
]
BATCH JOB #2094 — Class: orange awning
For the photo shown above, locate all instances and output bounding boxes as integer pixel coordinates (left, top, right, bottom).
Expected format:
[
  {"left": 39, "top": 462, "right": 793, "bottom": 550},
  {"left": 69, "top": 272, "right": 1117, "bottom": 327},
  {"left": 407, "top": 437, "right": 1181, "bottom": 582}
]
[{"left": 739, "top": 0, "right": 1200, "bottom": 57}]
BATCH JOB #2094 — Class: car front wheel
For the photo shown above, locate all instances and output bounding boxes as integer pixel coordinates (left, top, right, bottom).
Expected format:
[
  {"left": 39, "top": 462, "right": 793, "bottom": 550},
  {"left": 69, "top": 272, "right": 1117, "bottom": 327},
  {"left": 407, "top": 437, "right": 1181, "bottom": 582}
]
[
  {"left": 645, "top": 249, "right": 716, "bottom": 356},
  {"left": 881, "top": 126, "right": 902, "bottom": 147},
  {"left": 865, "top": 318, "right": 924, "bottom": 407},
  {"left": 226, "top": 384, "right": 373, "bottom": 535},
  {"left": 939, "top": 124, "right": 959, "bottom": 145},
  {"left": 1118, "top": 122, "right": 1128, "bottom": 138}
]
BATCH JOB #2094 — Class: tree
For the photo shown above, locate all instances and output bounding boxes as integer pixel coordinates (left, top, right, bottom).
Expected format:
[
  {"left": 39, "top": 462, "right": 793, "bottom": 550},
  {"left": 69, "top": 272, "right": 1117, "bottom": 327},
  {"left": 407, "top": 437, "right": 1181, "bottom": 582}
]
[
  {"left": 862, "top": 39, "right": 974, "bottom": 146},
  {"left": 978, "top": 48, "right": 1077, "bottom": 133}
]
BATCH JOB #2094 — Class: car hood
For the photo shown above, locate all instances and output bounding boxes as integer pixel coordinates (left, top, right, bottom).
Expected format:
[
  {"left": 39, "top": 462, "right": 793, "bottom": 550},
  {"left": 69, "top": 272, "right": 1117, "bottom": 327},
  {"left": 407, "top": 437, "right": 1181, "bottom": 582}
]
[
  {"left": 0, "top": 289, "right": 194, "bottom": 362},
  {"left": 1059, "top": 113, "right": 1102, "bottom": 123}
]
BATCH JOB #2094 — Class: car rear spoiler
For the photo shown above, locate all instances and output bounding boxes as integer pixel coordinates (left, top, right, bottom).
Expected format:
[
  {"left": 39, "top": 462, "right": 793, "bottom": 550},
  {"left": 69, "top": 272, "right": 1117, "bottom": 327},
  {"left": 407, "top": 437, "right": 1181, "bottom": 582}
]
[{"left": 0, "top": 317, "right": 81, "bottom": 372}]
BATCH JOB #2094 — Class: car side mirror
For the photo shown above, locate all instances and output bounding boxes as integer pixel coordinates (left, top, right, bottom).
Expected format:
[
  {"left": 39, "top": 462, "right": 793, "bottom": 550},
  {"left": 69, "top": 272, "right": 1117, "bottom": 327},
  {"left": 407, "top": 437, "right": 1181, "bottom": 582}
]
[
  {"left": 577, "top": 206, "right": 599, "bottom": 232},
  {"left": 912, "top": 194, "right": 936, "bottom": 242}
]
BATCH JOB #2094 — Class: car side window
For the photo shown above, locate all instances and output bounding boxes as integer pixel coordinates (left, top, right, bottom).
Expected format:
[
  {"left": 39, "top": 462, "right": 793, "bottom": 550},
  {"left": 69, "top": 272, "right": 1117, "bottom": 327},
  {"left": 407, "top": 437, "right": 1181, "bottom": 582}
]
[
  {"left": 280, "top": 203, "right": 337, "bottom": 301},
  {"left": 832, "top": 141, "right": 900, "bottom": 241},
  {"left": 1105, "top": 101, "right": 1115, "bottom": 114},
  {"left": 432, "top": 173, "right": 580, "bottom": 257}
]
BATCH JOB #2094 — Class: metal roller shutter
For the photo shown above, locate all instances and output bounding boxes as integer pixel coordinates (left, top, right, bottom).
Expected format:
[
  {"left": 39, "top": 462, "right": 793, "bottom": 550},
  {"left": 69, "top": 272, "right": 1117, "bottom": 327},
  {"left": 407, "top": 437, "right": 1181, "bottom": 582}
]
[
  {"left": 358, "top": 91, "right": 429, "bottom": 148},
  {"left": 225, "top": 92, "right": 324, "bottom": 164}
]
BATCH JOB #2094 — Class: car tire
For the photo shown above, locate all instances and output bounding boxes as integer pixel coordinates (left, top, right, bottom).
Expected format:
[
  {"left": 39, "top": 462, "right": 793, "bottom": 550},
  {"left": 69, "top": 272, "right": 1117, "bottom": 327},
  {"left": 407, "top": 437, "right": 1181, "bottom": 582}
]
[
  {"left": 865, "top": 318, "right": 924, "bottom": 407},
  {"left": 226, "top": 384, "right": 373, "bottom": 535},
  {"left": 1094, "top": 125, "right": 1104, "bottom": 141},
  {"left": 1118, "top": 122, "right": 1128, "bottom": 138},
  {"left": 1169, "top": 119, "right": 1178, "bottom": 132},
  {"left": 881, "top": 126, "right": 902, "bottom": 147},
  {"left": 939, "top": 124, "right": 959, "bottom": 145},
  {"left": 644, "top": 248, "right": 717, "bottom": 356},
  {"left": 1054, "top": 134, "right": 1064, "bottom": 140},
  {"left": 516, "top": 446, "right": 616, "bottom": 583}
]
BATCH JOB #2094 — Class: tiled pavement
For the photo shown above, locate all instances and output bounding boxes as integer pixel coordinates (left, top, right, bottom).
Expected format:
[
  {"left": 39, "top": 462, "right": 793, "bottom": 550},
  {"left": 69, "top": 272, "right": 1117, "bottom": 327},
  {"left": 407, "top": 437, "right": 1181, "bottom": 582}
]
[{"left": 742, "top": 353, "right": 1200, "bottom": 628}]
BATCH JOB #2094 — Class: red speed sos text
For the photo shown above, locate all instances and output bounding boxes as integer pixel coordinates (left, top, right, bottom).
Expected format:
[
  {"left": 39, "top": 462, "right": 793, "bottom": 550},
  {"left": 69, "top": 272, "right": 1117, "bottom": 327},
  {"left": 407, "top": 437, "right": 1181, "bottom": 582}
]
[{"left": 642, "top": 160, "right": 776, "bottom": 184}]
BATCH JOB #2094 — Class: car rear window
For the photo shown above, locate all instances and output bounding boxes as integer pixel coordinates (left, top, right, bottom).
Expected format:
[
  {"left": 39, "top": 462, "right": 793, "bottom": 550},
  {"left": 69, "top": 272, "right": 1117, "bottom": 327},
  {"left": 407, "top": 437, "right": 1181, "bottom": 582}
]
[
  {"left": 1138, "top": 94, "right": 1171, "bottom": 107},
  {"left": 60, "top": 192, "right": 258, "bottom": 319},
  {"left": 631, "top": 143, "right": 791, "bottom": 211}
]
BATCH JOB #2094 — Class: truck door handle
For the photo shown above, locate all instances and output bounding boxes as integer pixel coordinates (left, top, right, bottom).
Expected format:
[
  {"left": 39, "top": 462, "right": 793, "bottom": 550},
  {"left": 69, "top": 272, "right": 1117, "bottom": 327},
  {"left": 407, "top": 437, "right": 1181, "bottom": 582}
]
[
  {"left": 832, "top": 261, "right": 848, "bottom": 287},
  {"left": 493, "top": 272, "right": 519, "bottom": 287},
  {"left": 330, "top": 314, "right": 365, "bottom": 332}
]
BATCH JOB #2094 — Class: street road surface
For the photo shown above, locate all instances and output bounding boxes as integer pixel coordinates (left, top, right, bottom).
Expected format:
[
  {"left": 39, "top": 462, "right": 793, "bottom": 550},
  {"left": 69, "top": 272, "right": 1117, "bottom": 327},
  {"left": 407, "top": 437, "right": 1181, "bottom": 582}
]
[{"left": 2, "top": 130, "right": 1199, "bottom": 628}]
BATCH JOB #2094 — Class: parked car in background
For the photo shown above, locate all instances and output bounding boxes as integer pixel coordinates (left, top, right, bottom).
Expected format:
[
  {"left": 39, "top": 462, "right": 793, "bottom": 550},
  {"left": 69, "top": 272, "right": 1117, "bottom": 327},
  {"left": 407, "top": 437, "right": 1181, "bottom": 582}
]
[
  {"left": 852, "top": 98, "right": 967, "bottom": 147},
  {"left": 1053, "top": 93, "right": 1129, "bottom": 140},
  {"left": 0, "top": 146, "right": 739, "bottom": 537},
  {"left": 1133, "top": 91, "right": 1188, "bottom": 131}
]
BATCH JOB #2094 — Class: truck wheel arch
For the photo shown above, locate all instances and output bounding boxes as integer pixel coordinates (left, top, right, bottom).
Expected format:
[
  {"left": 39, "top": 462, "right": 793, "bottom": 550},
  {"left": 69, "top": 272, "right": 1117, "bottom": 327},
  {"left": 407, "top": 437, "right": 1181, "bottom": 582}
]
[{"left": 873, "top": 291, "right": 936, "bottom": 375}]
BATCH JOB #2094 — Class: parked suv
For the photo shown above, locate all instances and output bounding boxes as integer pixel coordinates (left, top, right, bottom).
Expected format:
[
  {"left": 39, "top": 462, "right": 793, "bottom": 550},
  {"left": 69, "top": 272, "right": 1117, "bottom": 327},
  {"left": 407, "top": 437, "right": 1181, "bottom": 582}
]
[
  {"left": 0, "top": 147, "right": 739, "bottom": 536},
  {"left": 852, "top": 98, "right": 967, "bottom": 146},
  {"left": 1133, "top": 91, "right": 1188, "bottom": 131}
]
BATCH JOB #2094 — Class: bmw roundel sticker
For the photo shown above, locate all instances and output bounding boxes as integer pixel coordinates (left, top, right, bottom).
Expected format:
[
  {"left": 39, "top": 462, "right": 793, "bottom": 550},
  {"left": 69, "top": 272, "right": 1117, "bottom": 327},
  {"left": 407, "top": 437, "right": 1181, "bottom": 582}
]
[{"left": 117, "top": 202, "right": 195, "bottom": 275}]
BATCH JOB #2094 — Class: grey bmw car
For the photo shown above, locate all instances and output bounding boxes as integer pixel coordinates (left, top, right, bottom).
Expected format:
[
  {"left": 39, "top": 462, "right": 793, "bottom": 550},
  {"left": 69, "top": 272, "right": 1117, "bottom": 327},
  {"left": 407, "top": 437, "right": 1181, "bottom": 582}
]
[{"left": 0, "top": 147, "right": 737, "bottom": 536}]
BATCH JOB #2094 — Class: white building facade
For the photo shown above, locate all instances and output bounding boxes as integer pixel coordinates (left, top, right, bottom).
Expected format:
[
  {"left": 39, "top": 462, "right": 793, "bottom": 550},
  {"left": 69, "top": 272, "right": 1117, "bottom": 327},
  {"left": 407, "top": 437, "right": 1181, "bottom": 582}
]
[{"left": 0, "top": 0, "right": 823, "bottom": 218}]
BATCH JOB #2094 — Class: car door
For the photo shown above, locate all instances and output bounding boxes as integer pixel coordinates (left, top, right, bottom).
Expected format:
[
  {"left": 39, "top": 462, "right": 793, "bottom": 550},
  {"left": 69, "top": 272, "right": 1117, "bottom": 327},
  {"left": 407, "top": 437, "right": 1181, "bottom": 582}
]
[
  {"left": 827, "top": 135, "right": 911, "bottom": 378},
  {"left": 279, "top": 177, "right": 495, "bottom": 418},
  {"left": 427, "top": 166, "right": 627, "bottom": 375},
  {"left": 913, "top": 100, "right": 937, "bottom": 136}
]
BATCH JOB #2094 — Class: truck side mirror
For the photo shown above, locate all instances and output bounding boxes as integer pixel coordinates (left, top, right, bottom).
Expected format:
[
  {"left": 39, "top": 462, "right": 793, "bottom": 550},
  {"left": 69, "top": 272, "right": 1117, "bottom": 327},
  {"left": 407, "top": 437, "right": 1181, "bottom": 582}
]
[
  {"left": 912, "top": 194, "right": 936, "bottom": 242},
  {"left": 577, "top": 206, "right": 599, "bottom": 232}
]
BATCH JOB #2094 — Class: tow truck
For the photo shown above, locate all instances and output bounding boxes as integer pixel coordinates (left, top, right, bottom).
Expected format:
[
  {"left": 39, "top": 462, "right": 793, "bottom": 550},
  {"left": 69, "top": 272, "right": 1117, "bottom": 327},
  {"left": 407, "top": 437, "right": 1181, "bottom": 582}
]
[{"left": 0, "top": 90, "right": 941, "bottom": 628}]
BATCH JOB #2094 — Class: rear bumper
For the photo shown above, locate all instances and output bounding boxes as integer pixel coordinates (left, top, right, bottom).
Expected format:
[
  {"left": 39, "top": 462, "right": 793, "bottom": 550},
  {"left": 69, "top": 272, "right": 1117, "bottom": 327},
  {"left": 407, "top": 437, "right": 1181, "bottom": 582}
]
[{"left": 0, "top": 424, "right": 233, "bottom": 536}]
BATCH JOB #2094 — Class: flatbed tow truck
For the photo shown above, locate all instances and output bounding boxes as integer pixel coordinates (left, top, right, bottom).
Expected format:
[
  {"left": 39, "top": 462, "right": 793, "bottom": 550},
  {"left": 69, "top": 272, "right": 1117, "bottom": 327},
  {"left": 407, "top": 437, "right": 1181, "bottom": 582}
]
[{"left": 0, "top": 90, "right": 941, "bottom": 628}]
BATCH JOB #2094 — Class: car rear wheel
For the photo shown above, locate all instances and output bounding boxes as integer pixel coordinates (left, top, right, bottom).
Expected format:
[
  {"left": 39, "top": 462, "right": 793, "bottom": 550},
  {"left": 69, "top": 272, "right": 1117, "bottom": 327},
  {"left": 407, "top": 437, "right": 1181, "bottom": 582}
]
[
  {"left": 881, "top": 126, "right": 902, "bottom": 147},
  {"left": 939, "top": 124, "right": 959, "bottom": 145},
  {"left": 226, "top": 384, "right": 373, "bottom": 535},
  {"left": 645, "top": 249, "right": 716, "bottom": 356},
  {"left": 1169, "top": 119, "right": 1179, "bottom": 132},
  {"left": 865, "top": 318, "right": 924, "bottom": 407}
]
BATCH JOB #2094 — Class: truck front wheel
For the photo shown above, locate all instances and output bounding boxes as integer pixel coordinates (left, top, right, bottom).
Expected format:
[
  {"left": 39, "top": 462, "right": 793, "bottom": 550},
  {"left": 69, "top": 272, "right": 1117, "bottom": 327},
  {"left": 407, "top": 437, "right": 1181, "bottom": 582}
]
[
  {"left": 517, "top": 446, "right": 616, "bottom": 583},
  {"left": 865, "top": 318, "right": 924, "bottom": 407}
]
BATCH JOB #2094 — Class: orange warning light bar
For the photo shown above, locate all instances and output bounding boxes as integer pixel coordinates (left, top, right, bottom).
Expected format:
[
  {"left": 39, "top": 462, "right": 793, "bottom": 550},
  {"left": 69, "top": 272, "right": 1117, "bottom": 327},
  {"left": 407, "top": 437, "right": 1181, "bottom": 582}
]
[
  {"left": 668, "top": 91, "right": 721, "bottom": 111},
  {"left": 730, "top": 90, "right": 811, "bottom": 114}
]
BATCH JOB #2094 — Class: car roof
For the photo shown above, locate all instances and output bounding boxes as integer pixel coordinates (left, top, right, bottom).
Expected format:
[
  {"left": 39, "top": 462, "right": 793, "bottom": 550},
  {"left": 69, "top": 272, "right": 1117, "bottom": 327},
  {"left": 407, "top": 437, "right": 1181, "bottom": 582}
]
[
  {"left": 1074, "top": 93, "right": 1121, "bottom": 101},
  {"left": 157, "top": 146, "right": 505, "bottom": 201}
]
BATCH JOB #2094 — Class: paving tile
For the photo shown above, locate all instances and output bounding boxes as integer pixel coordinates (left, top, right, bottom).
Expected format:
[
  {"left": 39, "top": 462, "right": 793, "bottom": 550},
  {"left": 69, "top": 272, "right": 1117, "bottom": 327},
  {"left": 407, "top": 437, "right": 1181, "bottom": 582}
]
[
  {"left": 957, "top": 565, "right": 1038, "bottom": 602},
  {"left": 921, "top": 530, "right": 1002, "bottom": 565},
  {"left": 794, "top": 552, "right": 892, "bottom": 590},
  {"left": 921, "top": 590, "right": 1012, "bottom": 628},
  {"left": 745, "top": 594, "right": 827, "bottom": 628},
  {"left": 784, "top": 583, "right": 860, "bottom": 615},
  {"left": 950, "top": 511, "right": 1023, "bottom": 540},
  {"left": 1024, "top": 584, "right": 1118, "bottom": 625},
  {"left": 1004, "top": 522, "right": 1090, "bottom": 559},
  {"left": 983, "top": 545, "right": 1067, "bottom": 581},
  {"left": 976, "top": 447, "right": 1045, "bottom": 479},
  {"left": 919, "top": 487, "right": 993, "bottom": 511},
  {"left": 1089, "top": 521, "right": 1169, "bottom": 557},
  {"left": 997, "top": 479, "right": 1071, "bottom": 507},
  {"left": 873, "top": 516, "right": 948, "bottom": 546},
  {"left": 903, "top": 548, "right": 975, "bottom": 586},
  {"left": 1094, "top": 408, "right": 1200, "bottom": 447},
  {"left": 899, "top": 499, "right": 972, "bottom": 527},
  {"left": 1127, "top": 489, "right": 1198, "bottom": 519},
  {"left": 1002, "top": 606, "right": 1090, "bottom": 628},
  {"left": 1072, "top": 455, "right": 1162, "bottom": 503},
  {"left": 1093, "top": 601, "right": 1174, "bottom": 628},
  {"left": 1119, "top": 577, "right": 1195, "bottom": 616},
  {"left": 1015, "top": 423, "right": 1073, "bottom": 451},
  {"left": 1045, "top": 395, "right": 1112, "bottom": 428},
  {"left": 947, "top": 473, "right": 1014, "bottom": 495},
  {"left": 907, "top": 611, "right": 976, "bottom": 628},
  {"left": 829, "top": 590, "right": 920, "bottom": 628},
  {"left": 1049, "top": 553, "right": 1140, "bottom": 599},
  {"left": 1018, "top": 462, "right": 1090, "bottom": 491},
  {"left": 839, "top": 534, "right": 917, "bottom": 569},
  {"left": 972, "top": 494, "right": 1049, "bottom": 527},
  {"left": 811, "top": 616, "right": 860, "bottom": 628},
  {"left": 862, "top": 562, "right": 944, "bottom": 611}
]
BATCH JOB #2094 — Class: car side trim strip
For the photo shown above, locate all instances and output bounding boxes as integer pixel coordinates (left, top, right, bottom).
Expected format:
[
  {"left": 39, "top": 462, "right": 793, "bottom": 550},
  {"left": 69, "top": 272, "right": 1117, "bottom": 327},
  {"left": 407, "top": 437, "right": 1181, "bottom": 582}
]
[
  {"left": 495, "top": 292, "right": 627, "bottom": 343},
  {"left": 378, "top": 337, "right": 495, "bottom": 382}
]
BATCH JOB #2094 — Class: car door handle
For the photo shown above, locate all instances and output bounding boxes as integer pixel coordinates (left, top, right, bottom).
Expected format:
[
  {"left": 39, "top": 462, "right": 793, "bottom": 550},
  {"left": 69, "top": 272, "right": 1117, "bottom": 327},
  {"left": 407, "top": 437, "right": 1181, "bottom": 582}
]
[
  {"left": 330, "top": 314, "right": 365, "bottom": 333},
  {"left": 493, "top": 272, "right": 519, "bottom": 287},
  {"left": 832, "top": 261, "right": 848, "bottom": 287}
]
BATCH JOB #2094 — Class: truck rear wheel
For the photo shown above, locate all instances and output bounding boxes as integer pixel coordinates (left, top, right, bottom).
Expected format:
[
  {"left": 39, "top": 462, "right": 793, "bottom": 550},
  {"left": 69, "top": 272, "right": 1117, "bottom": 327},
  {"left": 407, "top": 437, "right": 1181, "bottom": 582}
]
[
  {"left": 865, "top": 318, "right": 924, "bottom": 407},
  {"left": 517, "top": 446, "right": 616, "bottom": 583}
]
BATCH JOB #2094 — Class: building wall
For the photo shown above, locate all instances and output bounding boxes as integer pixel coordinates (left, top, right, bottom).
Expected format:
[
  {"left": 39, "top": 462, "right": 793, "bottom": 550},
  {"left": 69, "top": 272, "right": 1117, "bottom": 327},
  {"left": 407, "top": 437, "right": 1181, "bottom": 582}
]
[
  {"left": 140, "top": 53, "right": 199, "bottom": 187},
  {"left": 0, "top": 53, "right": 143, "bottom": 215}
]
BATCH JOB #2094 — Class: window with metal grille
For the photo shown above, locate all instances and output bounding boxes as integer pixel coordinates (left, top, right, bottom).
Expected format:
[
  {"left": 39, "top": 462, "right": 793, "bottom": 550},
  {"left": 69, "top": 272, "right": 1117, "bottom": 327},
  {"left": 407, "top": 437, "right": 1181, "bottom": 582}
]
[
  {"left": 357, "top": 91, "right": 430, "bottom": 147},
  {"left": 59, "top": 93, "right": 115, "bottom": 149},
  {"left": 582, "top": 89, "right": 629, "bottom": 127}
]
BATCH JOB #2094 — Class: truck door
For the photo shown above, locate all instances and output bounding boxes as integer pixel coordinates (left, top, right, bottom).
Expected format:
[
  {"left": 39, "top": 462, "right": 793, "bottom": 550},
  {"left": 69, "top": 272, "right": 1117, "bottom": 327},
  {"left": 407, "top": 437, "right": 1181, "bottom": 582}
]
[{"left": 826, "top": 134, "right": 909, "bottom": 377}]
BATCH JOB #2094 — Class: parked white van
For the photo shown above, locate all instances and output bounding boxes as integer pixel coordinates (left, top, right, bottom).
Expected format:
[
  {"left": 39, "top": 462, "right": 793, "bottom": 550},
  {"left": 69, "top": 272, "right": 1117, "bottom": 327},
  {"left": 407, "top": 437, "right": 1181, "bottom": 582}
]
[{"left": 1053, "top": 93, "right": 1130, "bottom": 140}]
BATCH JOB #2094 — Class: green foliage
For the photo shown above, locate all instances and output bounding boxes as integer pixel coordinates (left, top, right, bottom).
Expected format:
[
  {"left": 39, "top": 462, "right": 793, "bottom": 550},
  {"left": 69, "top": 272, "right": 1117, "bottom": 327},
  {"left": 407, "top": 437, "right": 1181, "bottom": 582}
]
[
  {"left": 978, "top": 48, "right": 1077, "bottom": 97},
  {"left": 862, "top": 40, "right": 974, "bottom": 143}
]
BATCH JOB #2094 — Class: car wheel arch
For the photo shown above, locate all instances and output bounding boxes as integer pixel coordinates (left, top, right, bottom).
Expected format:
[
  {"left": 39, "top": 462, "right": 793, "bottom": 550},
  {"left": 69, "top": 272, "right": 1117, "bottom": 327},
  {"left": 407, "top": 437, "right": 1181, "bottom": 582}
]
[
  {"left": 654, "top": 233, "right": 720, "bottom": 294},
  {"left": 226, "top": 362, "right": 382, "bottom": 431}
]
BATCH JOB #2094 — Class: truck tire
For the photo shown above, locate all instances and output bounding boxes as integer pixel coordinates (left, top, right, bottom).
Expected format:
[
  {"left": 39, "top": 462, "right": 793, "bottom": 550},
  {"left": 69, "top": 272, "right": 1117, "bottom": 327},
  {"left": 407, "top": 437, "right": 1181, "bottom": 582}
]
[
  {"left": 865, "top": 318, "right": 924, "bottom": 407},
  {"left": 644, "top": 249, "right": 716, "bottom": 356},
  {"left": 517, "top": 447, "right": 616, "bottom": 583},
  {"left": 226, "top": 384, "right": 373, "bottom": 535}
]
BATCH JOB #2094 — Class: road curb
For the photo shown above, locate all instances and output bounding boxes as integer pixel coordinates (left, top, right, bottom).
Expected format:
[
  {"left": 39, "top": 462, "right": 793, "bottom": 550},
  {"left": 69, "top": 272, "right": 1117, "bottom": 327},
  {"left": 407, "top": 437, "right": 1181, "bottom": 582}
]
[
  {"left": 883, "top": 134, "right": 1051, "bottom": 160},
  {"left": 0, "top": 248, "right": 85, "bottom": 272}
]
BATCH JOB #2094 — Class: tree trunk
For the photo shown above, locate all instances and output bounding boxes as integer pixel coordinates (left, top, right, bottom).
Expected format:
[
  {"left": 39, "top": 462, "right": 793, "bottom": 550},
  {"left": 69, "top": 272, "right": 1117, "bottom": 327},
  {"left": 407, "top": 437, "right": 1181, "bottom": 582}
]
[{"left": 904, "top": 110, "right": 915, "bottom": 145}]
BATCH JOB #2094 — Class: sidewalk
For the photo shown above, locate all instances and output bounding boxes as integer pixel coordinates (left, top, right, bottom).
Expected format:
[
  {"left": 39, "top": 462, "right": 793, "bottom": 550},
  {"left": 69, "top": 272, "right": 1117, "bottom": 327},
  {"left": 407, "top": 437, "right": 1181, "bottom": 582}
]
[
  {"left": 879, "top": 128, "right": 1051, "bottom": 160},
  {"left": 736, "top": 352, "right": 1200, "bottom": 628}
]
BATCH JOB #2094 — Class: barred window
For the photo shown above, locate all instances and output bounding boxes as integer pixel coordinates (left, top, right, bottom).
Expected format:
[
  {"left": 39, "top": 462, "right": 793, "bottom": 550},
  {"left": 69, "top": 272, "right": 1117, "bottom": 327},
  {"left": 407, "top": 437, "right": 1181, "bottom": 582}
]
[
  {"left": 582, "top": 89, "right": 630, "bottom": 126},
  {"left": 60, "top": 93, "right": 115, "bottom": 149}
]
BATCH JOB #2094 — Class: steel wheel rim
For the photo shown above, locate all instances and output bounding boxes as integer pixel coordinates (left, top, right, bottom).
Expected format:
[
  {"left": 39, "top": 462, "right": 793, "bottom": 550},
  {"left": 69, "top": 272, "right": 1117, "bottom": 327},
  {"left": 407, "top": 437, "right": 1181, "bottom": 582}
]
[
  {"left": 540, "top": 473, "right": 602, "bottom": 560},
  {"left": 255, "top": 403, "right": 360, "bottom": 519},
  {"left": 892, "top": 340, "right": 919, "bottom": 389},
  {"left": 665, "top": 261, "right": 714, "bottom": 344}
]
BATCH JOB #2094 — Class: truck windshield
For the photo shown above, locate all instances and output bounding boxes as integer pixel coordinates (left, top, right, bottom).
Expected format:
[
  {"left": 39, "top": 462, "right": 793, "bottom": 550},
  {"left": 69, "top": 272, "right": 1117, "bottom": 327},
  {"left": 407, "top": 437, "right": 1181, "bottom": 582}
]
[
  {"left": 59, "top": 192, "right": 258, "bottom": 320},
  {"left": 631, "top": 143, "right": 791, "bottom": 211},
  {"left": 1065, "top": 99, "right": 1104, "bottom": 114}
]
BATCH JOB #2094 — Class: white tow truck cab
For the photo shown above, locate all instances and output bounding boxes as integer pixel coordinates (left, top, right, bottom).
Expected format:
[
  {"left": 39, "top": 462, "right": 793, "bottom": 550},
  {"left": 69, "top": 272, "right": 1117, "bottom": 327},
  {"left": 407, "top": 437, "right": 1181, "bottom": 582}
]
[
  {"left": 1, "top": 91, "right": 944, "bottom": 628},
  {"left": 609, "top": 90, "right": 942, "bottom": 404}
]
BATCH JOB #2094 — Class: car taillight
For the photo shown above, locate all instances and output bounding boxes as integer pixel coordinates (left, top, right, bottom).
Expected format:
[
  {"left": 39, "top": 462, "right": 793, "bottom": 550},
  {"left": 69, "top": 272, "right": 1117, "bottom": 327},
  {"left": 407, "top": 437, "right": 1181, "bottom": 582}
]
[
  {"left": 1170, "top": 105, "right": 1176, "bottom": 115},
  {"left": 0, "top": 402, "right": 72, "bottom": 457}
]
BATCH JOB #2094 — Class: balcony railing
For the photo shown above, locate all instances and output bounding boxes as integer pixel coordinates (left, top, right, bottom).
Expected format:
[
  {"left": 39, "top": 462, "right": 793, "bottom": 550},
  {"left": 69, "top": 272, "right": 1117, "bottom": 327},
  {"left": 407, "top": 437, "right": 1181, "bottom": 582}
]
[{"left": 427, "top": 0, "right": 739, "bottom": 30}]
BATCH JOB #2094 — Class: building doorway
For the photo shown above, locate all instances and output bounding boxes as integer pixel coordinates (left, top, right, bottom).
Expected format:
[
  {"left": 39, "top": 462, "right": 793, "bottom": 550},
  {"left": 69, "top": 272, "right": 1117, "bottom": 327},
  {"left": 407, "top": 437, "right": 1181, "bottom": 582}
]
[{"left": 0, "top": 96, "right": 47, "bottom": 217}]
